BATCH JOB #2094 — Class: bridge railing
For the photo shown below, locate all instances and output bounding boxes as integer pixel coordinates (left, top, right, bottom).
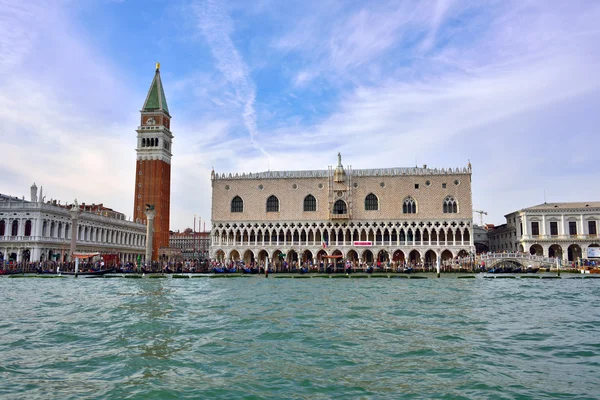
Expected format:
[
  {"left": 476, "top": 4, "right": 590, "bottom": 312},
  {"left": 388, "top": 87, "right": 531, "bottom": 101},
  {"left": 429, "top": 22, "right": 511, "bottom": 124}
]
[{"left": 480, "top": 253, "right": 561, "bottom": 264}]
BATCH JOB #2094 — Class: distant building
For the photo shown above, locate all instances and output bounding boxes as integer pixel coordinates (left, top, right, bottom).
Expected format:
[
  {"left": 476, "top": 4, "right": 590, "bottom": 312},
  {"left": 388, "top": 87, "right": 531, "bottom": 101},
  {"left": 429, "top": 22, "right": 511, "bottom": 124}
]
[
  {"left": 487, "top": 223, "right": 514, "bottom": 252},
  {"left": 488, "top": 202, "right": 600, "bottom": 262},
  {"left": 0, "top": 184, "right": 146, "bottom": 264},
  {"left": 473, "top": 225, "right": 489, "bottom": 253},
  {"left": 210, "top": 155, "right": 475, "bottom": 268},
  {"left": 169, "top": 228, "right": 210, "bottom": 260}
]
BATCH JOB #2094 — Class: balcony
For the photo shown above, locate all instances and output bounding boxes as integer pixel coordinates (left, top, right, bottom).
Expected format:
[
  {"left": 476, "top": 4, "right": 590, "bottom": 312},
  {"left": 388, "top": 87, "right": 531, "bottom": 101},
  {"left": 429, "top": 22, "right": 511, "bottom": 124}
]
[
  {"left": 329, "top": 213, "right": 349, "bottom": 220},
  {"left": 522, "top": 234, "right": 597, "bottom": 241}
]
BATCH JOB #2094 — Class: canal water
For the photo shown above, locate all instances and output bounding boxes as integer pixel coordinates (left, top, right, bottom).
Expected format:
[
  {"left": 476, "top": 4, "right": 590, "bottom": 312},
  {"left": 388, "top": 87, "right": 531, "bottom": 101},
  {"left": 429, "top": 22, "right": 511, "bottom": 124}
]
[{"left": 0, "top": 275, "right": 598, "bottom": 399}]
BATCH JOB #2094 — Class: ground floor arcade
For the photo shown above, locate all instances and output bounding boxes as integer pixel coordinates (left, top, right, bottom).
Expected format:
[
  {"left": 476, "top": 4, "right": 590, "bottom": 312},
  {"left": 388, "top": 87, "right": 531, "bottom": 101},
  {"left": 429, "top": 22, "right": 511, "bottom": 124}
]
[
  {"left": 0, "top": 243, "right": 145, "bottom": 265},
  {"left": 521, "top": 241, "right": 599, "bottom": 263},
  {"left": 210, "top": 246, "right": 474, "bottom": 271}
]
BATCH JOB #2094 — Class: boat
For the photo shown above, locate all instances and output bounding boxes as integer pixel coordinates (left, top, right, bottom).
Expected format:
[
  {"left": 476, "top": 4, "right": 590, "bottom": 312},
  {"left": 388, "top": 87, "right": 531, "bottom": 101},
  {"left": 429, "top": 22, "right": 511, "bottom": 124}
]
[
  {"left": 61, "top": 268, "right": 115, "bottom": 276},
  {"left": 0, "top": 269, "right": 23, "bottom": 275},
  {"left": 579, "top": 267, "right": 600, "bottom": 274},
  {"left": 213, "top": 267, "right": 237, "bottom": 274}
]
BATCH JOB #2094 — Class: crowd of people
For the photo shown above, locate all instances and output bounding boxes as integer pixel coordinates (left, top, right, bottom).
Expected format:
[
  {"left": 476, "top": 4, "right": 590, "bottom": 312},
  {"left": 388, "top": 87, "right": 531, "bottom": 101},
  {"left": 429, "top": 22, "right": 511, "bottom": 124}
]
[{"left": 1, "top": 253, "right": 595, "bottom": 275}]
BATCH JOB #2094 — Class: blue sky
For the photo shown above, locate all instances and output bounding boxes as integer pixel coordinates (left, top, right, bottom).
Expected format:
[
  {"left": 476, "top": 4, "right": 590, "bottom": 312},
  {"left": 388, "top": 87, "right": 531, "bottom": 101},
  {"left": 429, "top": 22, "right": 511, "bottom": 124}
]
[{"left": 1, "top": 0, "right": 599, "bottom": 231}]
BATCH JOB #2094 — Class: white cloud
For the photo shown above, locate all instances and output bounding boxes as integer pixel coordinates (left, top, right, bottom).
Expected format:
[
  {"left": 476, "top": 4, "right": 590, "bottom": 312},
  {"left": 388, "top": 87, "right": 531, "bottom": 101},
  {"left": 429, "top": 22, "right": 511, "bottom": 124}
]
[{"left": 2, "top": 0, "right": 599, "bottom": 232}]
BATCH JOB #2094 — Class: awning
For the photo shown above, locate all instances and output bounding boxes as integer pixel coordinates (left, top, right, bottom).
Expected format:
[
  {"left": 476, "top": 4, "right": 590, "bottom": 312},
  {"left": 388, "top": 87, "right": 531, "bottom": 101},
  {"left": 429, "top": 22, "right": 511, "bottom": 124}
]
[{"left": 72, "top": 252, "right": 100, "bottom": 259}]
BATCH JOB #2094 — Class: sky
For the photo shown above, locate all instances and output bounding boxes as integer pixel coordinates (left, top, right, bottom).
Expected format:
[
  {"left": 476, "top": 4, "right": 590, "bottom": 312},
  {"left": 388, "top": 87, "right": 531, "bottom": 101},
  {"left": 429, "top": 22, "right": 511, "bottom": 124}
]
[{"left": 1, "top": 0, "right": 599, "bottom": 231}]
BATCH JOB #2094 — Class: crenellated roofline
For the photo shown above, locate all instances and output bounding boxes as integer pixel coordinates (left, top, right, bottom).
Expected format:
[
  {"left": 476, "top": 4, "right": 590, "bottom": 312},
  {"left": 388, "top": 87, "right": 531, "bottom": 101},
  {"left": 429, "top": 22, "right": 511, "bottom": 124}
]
[{"left": 212, "top": 165, "right": 472, "bottom": 181}]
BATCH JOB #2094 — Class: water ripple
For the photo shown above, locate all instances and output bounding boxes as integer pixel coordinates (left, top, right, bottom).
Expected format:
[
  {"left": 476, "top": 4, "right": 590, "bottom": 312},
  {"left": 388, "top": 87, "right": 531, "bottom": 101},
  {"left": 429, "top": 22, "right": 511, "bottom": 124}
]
[{"left": 0, "top": 276, "right": 598, "bottom": 398}]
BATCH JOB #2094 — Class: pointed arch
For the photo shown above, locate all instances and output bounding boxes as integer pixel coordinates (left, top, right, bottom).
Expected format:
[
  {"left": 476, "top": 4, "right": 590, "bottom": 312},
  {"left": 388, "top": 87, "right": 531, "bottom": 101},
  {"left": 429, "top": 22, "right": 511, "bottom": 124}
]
[
  {"left": 443, "top": 196, "right": 458, "bottom": 213},
  {"left": 333, "top": 200, "right": 347, "bottom": 214},
  {"left": 266, "top": 195, "right": 279, "bottom": 212},
  {"left": 303, "top": 194, "right": 317, "bottom": 212},
  {"left": 365, "top": 193, "right": 379, "bottom": 211},
  {"left": 403, "top": 197, "right": 417, "bottom": 214},
  {"left": 230, "top": 196, "right": 244, "bottom": 213}
]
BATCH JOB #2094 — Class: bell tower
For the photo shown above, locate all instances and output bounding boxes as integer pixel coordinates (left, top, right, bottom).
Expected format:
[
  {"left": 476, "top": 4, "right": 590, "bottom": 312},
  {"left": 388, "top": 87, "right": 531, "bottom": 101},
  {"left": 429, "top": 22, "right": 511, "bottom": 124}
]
[{"left": 133, "top": 63, "right": 173, "bottom": 262}]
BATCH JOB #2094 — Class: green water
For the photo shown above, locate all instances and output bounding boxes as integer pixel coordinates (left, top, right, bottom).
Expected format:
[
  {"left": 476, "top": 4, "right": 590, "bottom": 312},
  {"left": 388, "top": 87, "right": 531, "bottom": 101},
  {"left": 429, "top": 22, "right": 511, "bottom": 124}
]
[{"left": 0, "top": 275, "right": 598, "bottom": 399}]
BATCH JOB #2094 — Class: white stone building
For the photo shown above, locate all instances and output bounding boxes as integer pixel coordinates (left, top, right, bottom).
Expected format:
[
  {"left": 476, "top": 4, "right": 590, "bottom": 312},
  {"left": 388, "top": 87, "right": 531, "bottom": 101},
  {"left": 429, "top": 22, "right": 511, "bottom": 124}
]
[
  {"left": 210, "top": 156, "right": 475, "bottom": 269},
  {"left": 0, "top": 184, "right": 147, "bottom": 264},
  {"left": 473, "top": 224, "right": 490, "bottom": 253},
  {"left": 170, "top": 229, "right": 210, "bottom": 260},
  {"left": 488, "top": 202, "right": 600, "bottom": 262}
]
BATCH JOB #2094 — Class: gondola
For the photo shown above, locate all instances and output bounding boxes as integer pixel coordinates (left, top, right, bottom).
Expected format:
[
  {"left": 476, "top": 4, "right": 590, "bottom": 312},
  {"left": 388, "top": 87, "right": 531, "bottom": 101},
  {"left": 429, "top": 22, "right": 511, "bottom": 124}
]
[
  {"left": 0, "top": 269, "right": 23, "bottom": 275},
  {"left": 61, "top": 268, "right": 115, "bottom": 276}
]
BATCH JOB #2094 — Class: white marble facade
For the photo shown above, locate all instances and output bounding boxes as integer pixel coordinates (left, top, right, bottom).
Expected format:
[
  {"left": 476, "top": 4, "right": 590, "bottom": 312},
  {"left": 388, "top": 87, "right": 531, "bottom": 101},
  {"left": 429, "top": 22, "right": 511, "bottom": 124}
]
[
  {"left": 0, "top": 186, "right": 147, "bottom": 264},
  {"left": 488, "top": 202, "right": 600, "bottom": 262}
]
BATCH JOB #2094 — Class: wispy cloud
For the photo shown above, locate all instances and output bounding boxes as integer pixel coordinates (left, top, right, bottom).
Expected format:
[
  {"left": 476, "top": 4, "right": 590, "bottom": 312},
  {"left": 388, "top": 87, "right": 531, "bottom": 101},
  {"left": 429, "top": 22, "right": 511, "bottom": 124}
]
[{"left": 193, "top": 0, "right": 270, "bottom": 163}]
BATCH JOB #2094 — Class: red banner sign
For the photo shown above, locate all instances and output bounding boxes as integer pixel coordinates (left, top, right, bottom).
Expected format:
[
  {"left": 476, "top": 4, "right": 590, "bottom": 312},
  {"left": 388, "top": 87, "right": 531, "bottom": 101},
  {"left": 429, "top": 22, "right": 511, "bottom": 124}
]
[{"left": 353, "top": 241, "right": 372, "bottom": 246}]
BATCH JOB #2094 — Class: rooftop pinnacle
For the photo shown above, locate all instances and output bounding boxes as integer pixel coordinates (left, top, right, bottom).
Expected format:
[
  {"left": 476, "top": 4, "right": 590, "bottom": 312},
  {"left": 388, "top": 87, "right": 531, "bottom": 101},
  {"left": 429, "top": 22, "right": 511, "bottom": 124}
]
[{"left": 142, "top": 63, "right": 169, "bottom": 115}]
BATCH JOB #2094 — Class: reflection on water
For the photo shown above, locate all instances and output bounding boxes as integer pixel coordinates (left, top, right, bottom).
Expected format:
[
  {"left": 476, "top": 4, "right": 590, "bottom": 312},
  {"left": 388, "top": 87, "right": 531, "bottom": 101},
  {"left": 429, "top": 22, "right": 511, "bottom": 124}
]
[{"left": 0, "top": 276, "right": 598, "bottom": 399}]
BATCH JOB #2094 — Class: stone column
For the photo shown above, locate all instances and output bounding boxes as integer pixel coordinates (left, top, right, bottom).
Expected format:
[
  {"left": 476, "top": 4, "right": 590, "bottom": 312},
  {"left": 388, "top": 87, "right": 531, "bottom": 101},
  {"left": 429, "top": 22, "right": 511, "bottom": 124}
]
[
  {"left": 145, "top": 209, "right": 156, "bottom": 264},
  {"left": 542, "top": 215, "right": 547, "bottom": 237},
  {"left": 70, "top": 209, "right": 81, "bottom": 261}
]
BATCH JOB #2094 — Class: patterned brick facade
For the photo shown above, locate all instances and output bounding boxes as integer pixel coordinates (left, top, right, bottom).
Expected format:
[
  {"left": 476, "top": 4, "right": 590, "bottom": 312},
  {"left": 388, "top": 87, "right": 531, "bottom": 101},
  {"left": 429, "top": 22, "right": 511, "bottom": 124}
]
[
  {"left": 133, "top": 159, "right": 171, "bottom": 260},
  {"left": 210, "top": 157, "right": 475, "bottom": 268}
]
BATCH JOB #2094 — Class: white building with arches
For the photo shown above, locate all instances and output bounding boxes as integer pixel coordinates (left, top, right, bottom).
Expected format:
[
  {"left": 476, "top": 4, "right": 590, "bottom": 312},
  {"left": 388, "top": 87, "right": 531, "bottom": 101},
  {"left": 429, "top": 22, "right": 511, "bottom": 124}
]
[
  {"left": 0, "top": 185, "right": 147, "bottom": 264},
  {"left": 210, "top": 155, "right": 475, "bottom": 269},
  {"left": 489, "top": 202, "right": 600, "bottom": 263}
]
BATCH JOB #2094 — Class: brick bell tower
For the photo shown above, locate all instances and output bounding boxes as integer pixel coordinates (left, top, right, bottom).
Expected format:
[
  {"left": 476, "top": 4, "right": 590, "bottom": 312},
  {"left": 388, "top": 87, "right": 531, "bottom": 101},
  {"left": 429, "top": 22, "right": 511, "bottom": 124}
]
[{"left": 133, "top": 63, "right": 173, "bottom": 262}]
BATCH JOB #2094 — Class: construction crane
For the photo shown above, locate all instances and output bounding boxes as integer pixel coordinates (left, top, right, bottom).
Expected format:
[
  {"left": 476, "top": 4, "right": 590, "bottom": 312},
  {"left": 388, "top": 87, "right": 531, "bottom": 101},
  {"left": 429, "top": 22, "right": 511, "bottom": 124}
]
[{"left": 473, "top": 210, "right": 487, "bottom": 226}]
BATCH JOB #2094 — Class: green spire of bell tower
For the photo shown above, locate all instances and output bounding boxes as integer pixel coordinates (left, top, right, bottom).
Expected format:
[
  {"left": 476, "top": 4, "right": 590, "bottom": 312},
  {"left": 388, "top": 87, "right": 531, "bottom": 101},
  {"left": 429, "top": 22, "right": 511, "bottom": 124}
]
[{"left": 142, "top": 62, "right": 170, "bottom": 115}]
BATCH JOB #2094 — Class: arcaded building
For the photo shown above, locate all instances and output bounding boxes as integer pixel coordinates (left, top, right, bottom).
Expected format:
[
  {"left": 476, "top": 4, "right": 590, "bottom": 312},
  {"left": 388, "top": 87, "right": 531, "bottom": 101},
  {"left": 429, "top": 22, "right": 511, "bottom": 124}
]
[
  {"left": 210, "top": 155, "right": 475, "bottom": 268},
  {"left": 0, "top": 184, "right": 146, "bottom": 264},
  {"left": 488, "top": 202, "right": 600, "bottom": 262}
]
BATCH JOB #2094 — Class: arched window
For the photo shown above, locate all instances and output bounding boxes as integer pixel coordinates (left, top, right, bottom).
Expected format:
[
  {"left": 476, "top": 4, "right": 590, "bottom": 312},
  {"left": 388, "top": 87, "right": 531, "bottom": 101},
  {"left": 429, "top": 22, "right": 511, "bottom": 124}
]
[
  {"left": 333, "top": 200, "right": 347, "bottom": 215},
  {"left": 142, "top": 138, "right": 146, "bottom": 147},
  {"left": 443, "top": 196, "right": 458, "bottom": 213},
  {"left": 231, "top": 196, "right": 244, "bottom": 213},
  {"left": 11, "top": 220, "right": 18, "bottom": 236},
  {"left": 304, "top": 195, "right": 316, "bottom": 212},
  {"left": 25, "top": 220, "right": 32, "bottom": 236},
  {"left": 0, "top": 220, "right": 5, "bottom": 236},
  {"left": 266, "top": 195, "right": 279, "bottom": 212},
  {"left": 403, "top": 197, "right": 416, "bottom": 214},
  {"left": 365, "top": 193, "right": 378, "bottom": 211}
]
